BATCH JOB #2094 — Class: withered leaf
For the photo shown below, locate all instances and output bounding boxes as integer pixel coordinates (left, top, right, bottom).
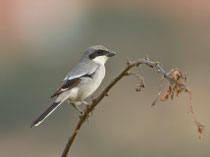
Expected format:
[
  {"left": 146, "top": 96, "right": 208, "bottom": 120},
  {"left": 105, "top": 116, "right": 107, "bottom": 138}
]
[
  {"left": 161, "top": 86, "right": 172, "bottom": 101},
  {"left": 198, "top": 125, "right": 205, "bottom": 139}
]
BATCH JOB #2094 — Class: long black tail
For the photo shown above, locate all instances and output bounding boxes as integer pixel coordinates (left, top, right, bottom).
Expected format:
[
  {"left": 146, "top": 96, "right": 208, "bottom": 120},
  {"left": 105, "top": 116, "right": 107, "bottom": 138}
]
[{"left": 31, "top": 101, "right": 61, "bottom": 127}]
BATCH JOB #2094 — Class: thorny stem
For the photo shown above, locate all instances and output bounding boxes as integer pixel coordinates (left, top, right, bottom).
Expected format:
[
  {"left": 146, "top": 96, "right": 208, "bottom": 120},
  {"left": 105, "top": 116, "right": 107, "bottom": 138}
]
[{"left": 61, "top": 58, "right": 204, "bottom": 157}]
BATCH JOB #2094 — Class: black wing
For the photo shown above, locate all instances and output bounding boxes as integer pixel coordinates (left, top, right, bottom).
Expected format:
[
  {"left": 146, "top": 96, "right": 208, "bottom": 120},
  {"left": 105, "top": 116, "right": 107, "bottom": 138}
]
[
  {"left": 51, "top": 77, "right": 81, "bottom": 98},
  {"left": 50, "top": 69, "right": 97, "bottom": 98}
]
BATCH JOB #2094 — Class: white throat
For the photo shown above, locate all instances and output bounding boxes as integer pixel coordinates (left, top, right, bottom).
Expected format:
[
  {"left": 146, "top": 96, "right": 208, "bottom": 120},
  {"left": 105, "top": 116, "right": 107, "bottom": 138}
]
[{"left": 92, "top": 56, "right": 108, "bottom": 65}]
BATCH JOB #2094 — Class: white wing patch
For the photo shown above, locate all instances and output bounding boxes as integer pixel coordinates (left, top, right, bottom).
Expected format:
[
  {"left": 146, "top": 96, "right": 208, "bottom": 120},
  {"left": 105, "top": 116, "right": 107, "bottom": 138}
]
[
  {"left": 64, "top": 73, "right": 85, "bottom": 81},
  {"left": 64, "top": 65, "right": 98, "bottom": 81}
]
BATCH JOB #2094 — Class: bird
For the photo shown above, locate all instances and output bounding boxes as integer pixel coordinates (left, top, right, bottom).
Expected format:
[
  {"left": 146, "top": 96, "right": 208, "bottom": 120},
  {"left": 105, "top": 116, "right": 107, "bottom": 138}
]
[{"left": 31, "top": 45, "right": 116, "bottom": 127}]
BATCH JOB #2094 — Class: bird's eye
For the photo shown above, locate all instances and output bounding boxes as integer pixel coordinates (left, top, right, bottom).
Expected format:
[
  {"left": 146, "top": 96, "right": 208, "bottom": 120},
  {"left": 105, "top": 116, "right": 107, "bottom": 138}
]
[{"left": 98, "top": 50, "right": 103, "bottom": 54}]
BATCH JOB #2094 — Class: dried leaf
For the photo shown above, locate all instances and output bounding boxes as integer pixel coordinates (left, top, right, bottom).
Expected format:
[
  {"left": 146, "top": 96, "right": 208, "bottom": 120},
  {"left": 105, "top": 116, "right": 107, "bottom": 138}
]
[
  {"left": 172, "top": 68, "right": 183, "bottom": 81},
  {"left": 196, "top": 122, "right": 205, "bottom": 139},
  {"left": 198, "top": 127, "right": 204, "bottom": 139},
  {"left": 161, "top": 86, "right": 171, "bottom": 101},
  {"left": 173, "top": 85, "right": 183, "bottom": 96}
]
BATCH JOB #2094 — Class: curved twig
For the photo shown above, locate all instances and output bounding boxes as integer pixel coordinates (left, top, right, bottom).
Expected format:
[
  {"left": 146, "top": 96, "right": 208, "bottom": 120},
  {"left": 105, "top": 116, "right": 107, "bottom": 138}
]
[{"left": 61, "top": 58, "right": 204, "bottom": 157}]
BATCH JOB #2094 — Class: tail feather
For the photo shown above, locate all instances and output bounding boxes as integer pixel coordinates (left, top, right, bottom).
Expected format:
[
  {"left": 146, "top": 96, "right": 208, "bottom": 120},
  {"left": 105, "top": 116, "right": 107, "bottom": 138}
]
[{"left": 31, "top": 101, "right": 62, "bottom": 127}]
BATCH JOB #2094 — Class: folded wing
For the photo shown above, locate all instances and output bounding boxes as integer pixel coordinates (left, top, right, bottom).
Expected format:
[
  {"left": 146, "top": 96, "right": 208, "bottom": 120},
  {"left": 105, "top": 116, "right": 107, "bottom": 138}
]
[{"left": 51, "top": 65, "right": 98, "bottom": 98}]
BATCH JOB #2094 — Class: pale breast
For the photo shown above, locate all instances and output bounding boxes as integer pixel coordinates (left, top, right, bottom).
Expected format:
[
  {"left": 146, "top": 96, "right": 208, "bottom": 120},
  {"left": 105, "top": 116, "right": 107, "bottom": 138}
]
[{"left": 78, "top": 65, "right": 105, "bottom": 100}]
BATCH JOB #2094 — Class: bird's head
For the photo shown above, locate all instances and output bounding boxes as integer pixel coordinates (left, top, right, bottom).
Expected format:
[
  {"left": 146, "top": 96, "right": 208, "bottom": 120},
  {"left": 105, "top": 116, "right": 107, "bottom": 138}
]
[{"left": 84, "top": 45, "right": 116, "bottom": 65}]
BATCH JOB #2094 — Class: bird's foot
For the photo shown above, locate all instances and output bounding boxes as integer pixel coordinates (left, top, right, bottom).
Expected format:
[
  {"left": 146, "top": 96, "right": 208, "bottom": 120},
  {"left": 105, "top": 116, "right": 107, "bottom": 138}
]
[
  {"left": 82, "top": 101, "right": 89, "bottom": 106},
  {"left": 79, "top": 109, "right": 94, "bottom": 121},
  {"left": 78, "top": 101, "right": 95, "bottom": 121},
  {"left": 82, "top": 101, "right": 92, "bottom": 109},
  {"left": 71, "top": 103, "right": 84, "bottom": 115}
]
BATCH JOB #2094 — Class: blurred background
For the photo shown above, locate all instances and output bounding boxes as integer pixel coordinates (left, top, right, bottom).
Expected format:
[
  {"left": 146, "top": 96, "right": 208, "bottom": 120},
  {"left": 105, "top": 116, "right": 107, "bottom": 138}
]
[{"left": 0, "top": 0, "right": 210, "bottom": 156}]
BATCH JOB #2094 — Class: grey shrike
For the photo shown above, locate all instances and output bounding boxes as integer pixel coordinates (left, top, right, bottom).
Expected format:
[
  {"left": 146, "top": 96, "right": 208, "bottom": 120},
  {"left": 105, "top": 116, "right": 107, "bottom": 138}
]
[{"left": 31, "top": 45, "right": 116, "bottom": 127}]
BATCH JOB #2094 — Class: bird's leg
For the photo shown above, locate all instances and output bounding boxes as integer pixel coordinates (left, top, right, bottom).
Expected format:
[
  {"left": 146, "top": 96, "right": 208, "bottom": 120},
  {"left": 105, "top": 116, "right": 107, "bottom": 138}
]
[
  {"left": 72, "top": 103, "right": 84, "bottom": 114},
  {"left": 67, "top": 100, "right": 84, "bottom": 114},
  {"left": 82, "top": 101, "right": 91, "bottom": 108},
  {"left": 81, "top": 101, "right": 94, "bottom": 120}
]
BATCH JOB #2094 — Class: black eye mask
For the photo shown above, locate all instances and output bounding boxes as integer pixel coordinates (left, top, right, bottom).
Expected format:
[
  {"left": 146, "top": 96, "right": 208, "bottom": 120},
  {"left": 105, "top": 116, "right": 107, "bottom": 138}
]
[{"left": 89, "top": 50, "right": 107, "bottom": 60}]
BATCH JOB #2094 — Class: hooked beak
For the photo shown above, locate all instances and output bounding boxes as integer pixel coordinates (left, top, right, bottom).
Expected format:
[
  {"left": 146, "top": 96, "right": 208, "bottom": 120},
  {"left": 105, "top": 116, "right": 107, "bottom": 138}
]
[{"left": 107, "top": 51, "right": 116, "bottom": 57}]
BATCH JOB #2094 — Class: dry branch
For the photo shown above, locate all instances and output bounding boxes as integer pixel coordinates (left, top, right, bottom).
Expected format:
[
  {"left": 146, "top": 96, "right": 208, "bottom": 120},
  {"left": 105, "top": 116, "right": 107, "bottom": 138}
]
[{"left": 61, "top": 57, "right": 204, "bottom": 157}]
